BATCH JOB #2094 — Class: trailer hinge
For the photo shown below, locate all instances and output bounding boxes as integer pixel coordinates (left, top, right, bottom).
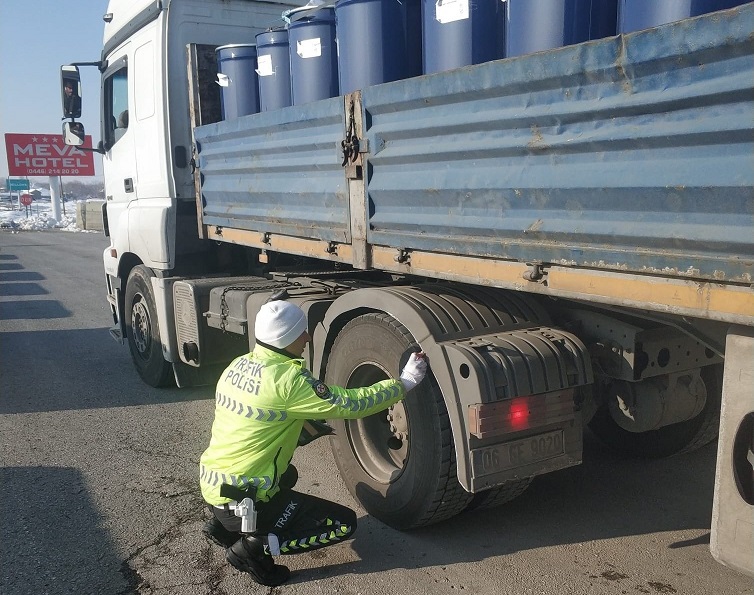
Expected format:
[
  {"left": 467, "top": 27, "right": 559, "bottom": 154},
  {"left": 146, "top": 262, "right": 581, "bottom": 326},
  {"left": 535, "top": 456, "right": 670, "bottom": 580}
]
[
  {"left": 325, "top": 242, "right": 338, "bottom": 255},
  {"left": 341, "top": 136, "right": 359, "bottom": 166},
  {"left": 523, "top": 263, "right": 546, "bottom": 283},
  {"left": 341, "top": 98, "right": 362, "bottom": 166},
  {"left": 261, "top": 232, "right": 271, "bottom": 245},
  {"left": 395, "top": 248, "right": 412, "bottom": 265}
]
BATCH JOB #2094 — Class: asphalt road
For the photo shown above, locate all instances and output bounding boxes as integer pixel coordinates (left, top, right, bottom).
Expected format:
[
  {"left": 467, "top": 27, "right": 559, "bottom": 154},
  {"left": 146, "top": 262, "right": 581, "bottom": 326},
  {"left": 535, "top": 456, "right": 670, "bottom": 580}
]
[{"left": 0, "top": 229, "right": 751, "bottom": 595}]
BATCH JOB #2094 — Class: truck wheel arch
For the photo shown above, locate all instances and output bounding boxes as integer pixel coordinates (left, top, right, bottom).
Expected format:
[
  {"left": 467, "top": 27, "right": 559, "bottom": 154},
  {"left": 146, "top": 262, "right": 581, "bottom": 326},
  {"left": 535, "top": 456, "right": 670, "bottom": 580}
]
[
  {"left": 313, "top": 284, "right": 554, "bottom": 492},
  {"left": 113, "top": 252, "right": 143, "bottom": 337}
]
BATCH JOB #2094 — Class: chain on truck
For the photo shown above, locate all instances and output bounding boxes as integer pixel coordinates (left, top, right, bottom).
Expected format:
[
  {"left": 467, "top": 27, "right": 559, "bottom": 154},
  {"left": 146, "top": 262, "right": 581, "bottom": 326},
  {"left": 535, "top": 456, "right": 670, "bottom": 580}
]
[{"left": 59, "top": 0, "right": 753, "bottom": 577}]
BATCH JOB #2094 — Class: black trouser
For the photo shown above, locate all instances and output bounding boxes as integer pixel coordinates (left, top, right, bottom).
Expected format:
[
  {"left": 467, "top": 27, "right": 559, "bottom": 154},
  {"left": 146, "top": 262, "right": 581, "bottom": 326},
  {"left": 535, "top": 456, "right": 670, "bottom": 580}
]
[{"left": 213, "top": 489, "right": 357, "bottom": 555}]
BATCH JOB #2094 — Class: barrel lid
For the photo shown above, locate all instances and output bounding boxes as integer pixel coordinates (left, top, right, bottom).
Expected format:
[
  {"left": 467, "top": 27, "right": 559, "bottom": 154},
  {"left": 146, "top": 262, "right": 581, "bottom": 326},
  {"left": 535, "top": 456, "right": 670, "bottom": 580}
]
[
  {"left": 216, "top": 43, "right": 257, "bottom": 52},
  {"left": 288, "top": 6, "right": 335, "bottom": 27},
  {"left": 256, "top": 28, "right": 289, "bottom": 45}
]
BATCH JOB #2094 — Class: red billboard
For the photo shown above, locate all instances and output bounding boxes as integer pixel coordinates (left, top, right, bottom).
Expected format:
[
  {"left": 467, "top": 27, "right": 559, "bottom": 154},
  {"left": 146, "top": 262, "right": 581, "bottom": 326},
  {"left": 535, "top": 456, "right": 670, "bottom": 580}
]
[{"left": 4, "top": 133, "right": 96, "bottom": 177}]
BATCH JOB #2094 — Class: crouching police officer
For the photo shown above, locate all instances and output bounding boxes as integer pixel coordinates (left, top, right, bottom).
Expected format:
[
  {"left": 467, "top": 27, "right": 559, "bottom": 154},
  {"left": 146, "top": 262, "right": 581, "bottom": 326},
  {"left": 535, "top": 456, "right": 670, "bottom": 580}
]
[{"left": 199, "top": 300, "right": 427, "bottom": 586}]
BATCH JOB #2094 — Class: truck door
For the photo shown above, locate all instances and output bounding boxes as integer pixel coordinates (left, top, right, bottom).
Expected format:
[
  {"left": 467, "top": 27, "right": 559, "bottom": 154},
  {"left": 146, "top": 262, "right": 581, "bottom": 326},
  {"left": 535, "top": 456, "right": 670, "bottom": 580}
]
[{"left": 101, "top": 48, "right": 135, "bottom": 241}]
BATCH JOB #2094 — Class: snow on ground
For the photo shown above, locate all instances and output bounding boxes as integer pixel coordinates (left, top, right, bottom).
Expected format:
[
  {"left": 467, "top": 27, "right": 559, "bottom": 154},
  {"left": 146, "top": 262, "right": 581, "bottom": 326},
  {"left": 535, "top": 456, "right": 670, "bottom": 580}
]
[{"left": 0, "top": 199, "right": 95, "bottom": 233}]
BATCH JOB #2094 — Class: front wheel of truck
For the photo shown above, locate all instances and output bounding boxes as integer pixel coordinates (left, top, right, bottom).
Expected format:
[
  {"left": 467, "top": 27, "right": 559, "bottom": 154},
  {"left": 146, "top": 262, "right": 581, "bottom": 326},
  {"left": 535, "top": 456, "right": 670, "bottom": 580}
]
[
  {"left": 325, "top": 313, "right": 472, "bottom": 530},
  {"left": 124, "top": 265, "right": 173, "bottom": 388}
]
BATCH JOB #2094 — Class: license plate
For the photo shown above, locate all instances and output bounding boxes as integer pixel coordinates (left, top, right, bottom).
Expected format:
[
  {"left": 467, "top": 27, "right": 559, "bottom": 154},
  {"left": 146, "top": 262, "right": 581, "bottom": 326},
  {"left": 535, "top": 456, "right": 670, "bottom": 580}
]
[{"left": 474, "top": 430, "right": 565, "bottom": 476}]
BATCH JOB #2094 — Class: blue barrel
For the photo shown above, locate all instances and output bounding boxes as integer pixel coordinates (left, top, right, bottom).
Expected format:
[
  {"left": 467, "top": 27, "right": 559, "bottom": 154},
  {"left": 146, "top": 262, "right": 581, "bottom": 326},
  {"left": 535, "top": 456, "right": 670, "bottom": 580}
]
[
  {"left": 590, "top": 0, "right": 619, "bottom": 39},
  {"left": 507, "top": 0, "right": 601, "bottom": 58},
  {"left": 403, "top": 0, "right": 424, "bottom": 80},
  {"left": 618, "top": 0, "right": 748, "bottom": 33},
  {"left": 288, "top": 8, "right": 338, "bottom": 105},
  {"left": 422, "top": 0, "right": 505, "bottom": 75},
  {"left": 336, "top": 0, "right": 421, "bottom": 94},
  {"left": 255, "top": 29, "right": 292, "bottom": 111},
  {"left": 216, "top": 44, "right": 259, "bottom": 119}
]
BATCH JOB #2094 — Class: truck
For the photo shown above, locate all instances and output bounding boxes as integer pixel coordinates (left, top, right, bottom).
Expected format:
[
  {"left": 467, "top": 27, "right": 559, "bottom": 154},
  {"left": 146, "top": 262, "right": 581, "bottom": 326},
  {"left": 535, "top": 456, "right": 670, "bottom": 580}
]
[{"left": 61, "top": 0, "right": 753, "bottom": 576}]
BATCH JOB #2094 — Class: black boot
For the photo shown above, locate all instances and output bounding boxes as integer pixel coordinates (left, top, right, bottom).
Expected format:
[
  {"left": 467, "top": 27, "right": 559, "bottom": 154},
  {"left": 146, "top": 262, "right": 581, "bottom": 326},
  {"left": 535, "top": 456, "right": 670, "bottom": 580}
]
[
  {"left": 226, "top": 536, "right": 290, "bottom": 587},
  {"left": 202, "top": 517, "right": 240, "bottom": 549}
]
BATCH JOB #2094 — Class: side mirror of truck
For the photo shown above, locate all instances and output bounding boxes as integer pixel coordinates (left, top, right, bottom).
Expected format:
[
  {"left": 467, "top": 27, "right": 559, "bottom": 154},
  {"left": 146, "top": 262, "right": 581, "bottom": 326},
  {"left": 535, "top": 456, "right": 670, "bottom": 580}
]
[
  {"left": 61, "top": 65, "right": 82, "bottom": 119},
  {"left": 62, "top": 121, "right": 85, "bottom": 147}
]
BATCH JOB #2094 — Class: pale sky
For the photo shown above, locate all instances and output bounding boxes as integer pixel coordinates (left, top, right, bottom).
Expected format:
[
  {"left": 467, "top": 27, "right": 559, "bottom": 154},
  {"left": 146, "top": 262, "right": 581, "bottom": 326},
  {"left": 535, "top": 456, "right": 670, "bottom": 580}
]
[{"left": 0, "top": 0, "right": 108, "bottom": 180}]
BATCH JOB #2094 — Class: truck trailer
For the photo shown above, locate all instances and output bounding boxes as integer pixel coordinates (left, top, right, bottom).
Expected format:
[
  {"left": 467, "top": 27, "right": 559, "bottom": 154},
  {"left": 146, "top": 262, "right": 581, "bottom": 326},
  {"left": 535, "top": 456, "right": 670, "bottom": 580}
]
[{"left": 61, "top": 0, "right": 753, "bottom": 576}]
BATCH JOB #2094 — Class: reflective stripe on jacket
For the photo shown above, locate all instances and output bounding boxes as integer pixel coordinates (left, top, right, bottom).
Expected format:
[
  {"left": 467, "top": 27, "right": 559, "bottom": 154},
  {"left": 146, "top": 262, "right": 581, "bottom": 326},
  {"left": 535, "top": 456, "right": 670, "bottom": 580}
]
[{"left": 199, "top": 344, "right": 405, "bottom": 506}]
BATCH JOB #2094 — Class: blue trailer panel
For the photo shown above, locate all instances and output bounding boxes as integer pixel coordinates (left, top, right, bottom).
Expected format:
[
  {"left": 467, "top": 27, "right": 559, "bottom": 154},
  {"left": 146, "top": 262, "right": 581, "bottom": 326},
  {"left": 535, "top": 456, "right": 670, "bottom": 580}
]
[
  {"left": 196, "top": 96, "right": 349, "bottom": 243},
  {"left": 363, "top": 4, "right": 753, "bottom": 282}
]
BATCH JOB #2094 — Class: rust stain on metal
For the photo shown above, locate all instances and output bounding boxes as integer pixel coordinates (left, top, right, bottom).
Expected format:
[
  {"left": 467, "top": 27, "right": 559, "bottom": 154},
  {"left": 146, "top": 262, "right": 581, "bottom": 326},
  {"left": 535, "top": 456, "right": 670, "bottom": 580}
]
[
  {"left": 616, "top": 35, "right": 633, "bottom": 95},
  {"left": 527, "top": 125, "right": 548, "bottom": 151}
]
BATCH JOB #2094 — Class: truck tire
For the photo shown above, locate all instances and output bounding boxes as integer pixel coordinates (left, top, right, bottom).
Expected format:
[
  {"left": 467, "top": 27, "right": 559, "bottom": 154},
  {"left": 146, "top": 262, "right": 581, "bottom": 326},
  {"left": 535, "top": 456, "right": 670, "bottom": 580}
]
[
  {"left": 588, "top": 364, "right": 722, "bottom": 458},
  {"left": 465, "top": 478, "right": 533, "bottom": 512},
  {"left": 124, "top": 265, "right": 173, "bottom": 388},
  {"left": 325, "top": 313, "right": 472, "bottom": 530}
]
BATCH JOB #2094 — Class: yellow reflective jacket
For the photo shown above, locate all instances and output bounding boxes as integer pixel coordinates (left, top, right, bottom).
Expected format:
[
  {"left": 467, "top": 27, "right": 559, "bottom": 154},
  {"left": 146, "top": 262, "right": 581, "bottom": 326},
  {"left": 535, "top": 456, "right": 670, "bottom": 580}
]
[{"left": 200, "top": 344, "right": 405, "bottom": 505}]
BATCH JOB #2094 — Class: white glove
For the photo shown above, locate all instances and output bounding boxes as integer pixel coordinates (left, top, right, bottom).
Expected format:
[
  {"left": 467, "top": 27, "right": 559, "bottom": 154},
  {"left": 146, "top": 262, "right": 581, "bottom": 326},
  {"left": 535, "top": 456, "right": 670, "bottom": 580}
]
[{"left": 400, "top": 352, "right": 427, "bottom": 392}]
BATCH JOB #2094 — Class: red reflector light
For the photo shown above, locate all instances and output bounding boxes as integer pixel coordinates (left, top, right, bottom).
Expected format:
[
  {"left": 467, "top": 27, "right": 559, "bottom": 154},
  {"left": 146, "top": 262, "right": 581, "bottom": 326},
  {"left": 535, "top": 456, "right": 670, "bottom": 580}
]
[
  {"left": 468, "top": 389, "right": 575, "bottom": 439},
  {"left": 509, "top": 398, "right": 529, "bottom": 429}
]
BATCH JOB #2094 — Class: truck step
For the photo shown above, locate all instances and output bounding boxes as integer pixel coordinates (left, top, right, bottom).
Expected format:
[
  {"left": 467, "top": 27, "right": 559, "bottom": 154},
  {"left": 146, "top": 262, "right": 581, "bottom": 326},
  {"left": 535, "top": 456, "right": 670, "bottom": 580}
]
[{"left": 109, "top": 326, "right": 123, "bottom": 344}]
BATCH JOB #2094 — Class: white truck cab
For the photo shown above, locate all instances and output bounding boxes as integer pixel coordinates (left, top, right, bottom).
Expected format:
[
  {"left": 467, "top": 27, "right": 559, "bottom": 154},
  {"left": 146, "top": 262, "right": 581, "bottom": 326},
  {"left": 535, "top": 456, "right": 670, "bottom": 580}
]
[{"left": 93, "top": 0, "right": 303, "bottom": 385}]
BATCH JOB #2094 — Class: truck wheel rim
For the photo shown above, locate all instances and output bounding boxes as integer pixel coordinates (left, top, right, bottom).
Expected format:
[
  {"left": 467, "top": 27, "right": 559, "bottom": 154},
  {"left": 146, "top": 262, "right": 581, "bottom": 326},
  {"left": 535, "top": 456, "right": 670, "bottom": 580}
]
[
  {"left": 344, "top": 362, "right": 408, "bottom": 483},
  {"left": 131, "top": 297, "right": 151, "bottom": 357}
]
